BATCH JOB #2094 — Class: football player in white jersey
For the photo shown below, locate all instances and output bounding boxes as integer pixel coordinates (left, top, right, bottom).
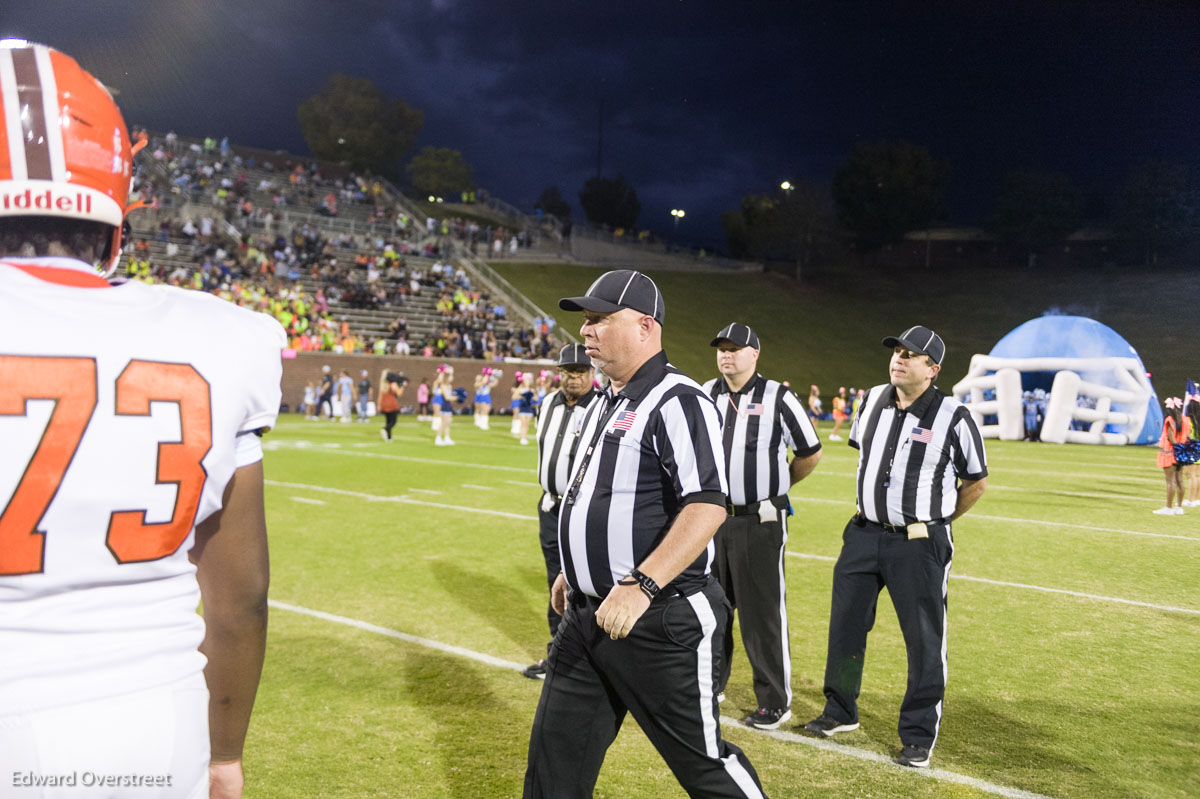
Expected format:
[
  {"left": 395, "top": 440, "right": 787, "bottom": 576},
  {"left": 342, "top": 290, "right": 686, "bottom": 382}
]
[{"left": 0, "top": 41, "right": 283, "bottom": 798}]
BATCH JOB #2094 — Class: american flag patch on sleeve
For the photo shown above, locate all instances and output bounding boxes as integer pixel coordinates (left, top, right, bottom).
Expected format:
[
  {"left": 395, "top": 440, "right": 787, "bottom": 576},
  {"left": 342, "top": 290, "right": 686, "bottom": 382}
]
[{"left": 909, "top": 427, "right": 934, "bottom": 444}]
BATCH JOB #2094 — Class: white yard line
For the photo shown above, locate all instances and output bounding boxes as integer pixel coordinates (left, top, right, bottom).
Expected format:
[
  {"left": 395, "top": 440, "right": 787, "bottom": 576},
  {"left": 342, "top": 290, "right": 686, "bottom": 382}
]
[
  {"left": 268, "top": 600, "right": 527, "bottom": 671},
  {"left": 790, "top": 497, "right": 1198, "bottom": 542},
  {"left": 408, "top": 488, "right": 443, "bottom": 495},
  {"left": 266, "top": 440, "right": 529, "bottom": 472},
  {"left": 967, "top": 512, "right": 1198, "bottom": 543},
  {"left": 747, "top": 724, "right": 1056, "bottom": 799},
  {"left": 269, "top": 598, "right": 1055, "bottom": 799},
  {"left": 461, "top": 483, "right": 494, "bottom": 490},
  {"left": 266, "top": 481, "right": 1197, "bottom": 613},
  {"left": 786, "top": 552, "right": 1200, "bottom": 615},
  {"left": 265, "top": 480, "right": 536, "bottom": 521},
  {"left": 289, "top": 496, "right": 326, "bottom": 505},
  {"left": 803, "top": 469, "right": 1158, "bottom": 503}
]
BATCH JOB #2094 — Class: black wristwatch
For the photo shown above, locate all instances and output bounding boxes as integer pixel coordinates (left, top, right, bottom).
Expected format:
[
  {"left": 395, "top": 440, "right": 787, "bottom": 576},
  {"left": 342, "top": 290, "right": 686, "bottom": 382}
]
[{"left": 618, "top": 568, "right": 661, "bottom": 600}]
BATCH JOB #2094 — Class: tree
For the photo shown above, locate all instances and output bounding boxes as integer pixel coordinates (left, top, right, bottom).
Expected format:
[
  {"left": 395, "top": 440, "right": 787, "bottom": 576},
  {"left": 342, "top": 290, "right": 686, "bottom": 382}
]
[
  {"left": 297, "top": 74, "right": 423, "bottom": 179},
  {"left": 578, "top": 175, "right": 640, "bottom": 229},
  {"left": 1114, "top": 161, "right": 1198, "bottom": 266},
  {"left": 988, "top": 171, "right": 1082, "bottom": 265},
  {"left": 722, "top": 180, "right": 835, "bottom": 278},
  {"left": 535, "top": 186, "right": 571, "bottom": 222},
  {"left": 832, "top": 141, "right": 949, "bottom": 252},
  {"left": 405, "top": 147, "right": 475, "bottom": 199}
]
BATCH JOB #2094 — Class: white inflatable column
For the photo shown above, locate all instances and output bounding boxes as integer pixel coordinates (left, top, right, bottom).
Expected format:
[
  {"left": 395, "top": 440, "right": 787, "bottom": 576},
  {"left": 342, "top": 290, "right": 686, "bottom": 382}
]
[
  {"left": 994, "top": 368, "right": 1024, "bottom": 440},
  {"left": 1041, "top": 371, "right": 1081, "bottom": 444}
]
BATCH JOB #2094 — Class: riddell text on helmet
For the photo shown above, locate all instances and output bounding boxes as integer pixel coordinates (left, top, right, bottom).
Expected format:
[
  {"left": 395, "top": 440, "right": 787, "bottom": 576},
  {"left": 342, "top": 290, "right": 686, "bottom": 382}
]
[{"left": 1, "top": 188, "right": 95, "bottom": 214}]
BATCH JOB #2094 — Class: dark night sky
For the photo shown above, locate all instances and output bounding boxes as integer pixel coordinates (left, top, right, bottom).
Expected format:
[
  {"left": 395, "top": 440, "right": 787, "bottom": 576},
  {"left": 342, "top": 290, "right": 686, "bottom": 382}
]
[{"left": 4, "top": 0, "right": 1197, "bottom": 248}]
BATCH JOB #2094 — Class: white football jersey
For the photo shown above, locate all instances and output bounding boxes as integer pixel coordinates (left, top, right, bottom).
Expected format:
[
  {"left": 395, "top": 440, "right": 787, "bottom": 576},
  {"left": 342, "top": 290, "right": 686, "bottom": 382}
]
[{"left": 0, "top": 257, "right": 284, "bottom": 715}]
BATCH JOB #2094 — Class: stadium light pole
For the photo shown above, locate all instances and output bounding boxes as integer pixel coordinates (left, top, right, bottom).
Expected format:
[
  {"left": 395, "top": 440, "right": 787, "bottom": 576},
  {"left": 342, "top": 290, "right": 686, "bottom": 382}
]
[{"left": 670, "top": 208, "right": 685, "bottom": 233}]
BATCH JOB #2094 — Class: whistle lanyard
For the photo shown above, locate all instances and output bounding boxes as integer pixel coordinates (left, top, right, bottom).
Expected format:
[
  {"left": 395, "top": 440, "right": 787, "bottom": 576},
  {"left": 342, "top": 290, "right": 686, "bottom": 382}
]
[
  {"left": 563, "top": 393, "right": 626, "bottom": 507},
  {"left": 881, "top": 406, "right": 909, "bottom": 488},
  {"left": 725, "top": 393, "right": 750, "bottom": 418}
]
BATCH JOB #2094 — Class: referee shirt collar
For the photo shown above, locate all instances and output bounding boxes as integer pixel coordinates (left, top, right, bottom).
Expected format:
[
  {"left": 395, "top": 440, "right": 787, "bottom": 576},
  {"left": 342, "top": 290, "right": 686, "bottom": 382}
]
[
  {"left": 714, "top": 372, "right": 763, "bottom": 396},
  {"left": 884, "top": 382, "right": 940, "bottom": 417},
  {"left": 566, "top": 386, "right": 599, "bottom": 407},
  {"left": 608, "top": 350, "right": 669, "bottom": 402}
]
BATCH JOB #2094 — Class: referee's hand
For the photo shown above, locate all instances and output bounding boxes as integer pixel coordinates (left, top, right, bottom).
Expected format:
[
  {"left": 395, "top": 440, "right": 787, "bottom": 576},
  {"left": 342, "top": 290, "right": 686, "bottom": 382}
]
[
  {"left": 550, "top": 572, "right": 568, "bottom": 617},
  {"left": 596, "top": 584, "right": 652, "bottom": 640}
]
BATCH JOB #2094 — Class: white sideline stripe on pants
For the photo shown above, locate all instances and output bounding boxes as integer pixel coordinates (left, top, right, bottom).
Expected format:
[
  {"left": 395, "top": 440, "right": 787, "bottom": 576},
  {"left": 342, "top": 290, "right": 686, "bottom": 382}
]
[
  {"left": 791, "top": 497, "right": 1199, "bottom": 542},
  {"left": 268, "top": 598, "right": 1050, "bottom": 799},
  {"left": 786, "top": 552, "right": 1200, "bottom": 616}
]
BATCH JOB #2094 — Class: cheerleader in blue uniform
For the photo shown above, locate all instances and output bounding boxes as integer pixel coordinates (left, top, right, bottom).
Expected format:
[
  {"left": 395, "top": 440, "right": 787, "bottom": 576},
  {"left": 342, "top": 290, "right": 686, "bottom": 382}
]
[{"left": 510, "top": 371, "right": 525, "bottom": 435}]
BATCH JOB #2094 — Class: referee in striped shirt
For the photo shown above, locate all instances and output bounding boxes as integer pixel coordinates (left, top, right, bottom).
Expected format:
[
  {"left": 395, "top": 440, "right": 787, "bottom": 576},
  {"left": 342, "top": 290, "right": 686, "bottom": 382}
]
[
  {"left": 523, "top": 343, "right": 598, "bottom": 680},
  {"left": 524, "top": 270, "right": 768, "bottom": 798},
  {"left": 803, "top": 325, "right": 987, "bottom": 770},
  {"left": 702, "top": 323, "right": 822, "bottom": 730}
]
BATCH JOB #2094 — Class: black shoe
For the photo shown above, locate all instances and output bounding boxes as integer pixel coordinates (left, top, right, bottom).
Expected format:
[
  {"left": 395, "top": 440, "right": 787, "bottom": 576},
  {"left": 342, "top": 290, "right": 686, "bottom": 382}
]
[
  {"left": 522, "top": 660, "right": 547, "bottom": 680},
  {"left": 744, "top": 707, "right": 792, "bottom": 730},
  {"left": 803, "top": 713, "right": 860, "bottom": 737},
  {"left": 895, "top": 744, "right": 930, "bottom": 768}
]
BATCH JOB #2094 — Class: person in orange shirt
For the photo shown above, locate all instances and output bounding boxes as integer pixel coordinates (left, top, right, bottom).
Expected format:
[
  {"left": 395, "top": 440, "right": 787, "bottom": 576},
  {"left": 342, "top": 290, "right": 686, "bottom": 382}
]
[
  {"left": 830, "top": 386, "right": 849, "bottom": 441},
  {"left": 1153, "top": 397, "right": 1191, "bottom": 515}
]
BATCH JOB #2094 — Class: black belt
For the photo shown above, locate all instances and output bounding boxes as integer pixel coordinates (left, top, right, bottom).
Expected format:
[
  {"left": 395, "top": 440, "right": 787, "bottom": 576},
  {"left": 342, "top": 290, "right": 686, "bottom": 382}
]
[
  {"left": 727, "top": 496, "right": 785, "bottom": 517},
  {"left": 854, "top": 513, "right": 940, "bottom": 534},
  {"left": 567, "top": 575, "right": 712, "bottom": 608}
]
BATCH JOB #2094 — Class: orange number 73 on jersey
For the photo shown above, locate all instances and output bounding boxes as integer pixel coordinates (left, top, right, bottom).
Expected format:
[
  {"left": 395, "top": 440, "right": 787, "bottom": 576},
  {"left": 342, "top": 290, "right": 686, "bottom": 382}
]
[{"left": 0, "top": 356, "right": 212, "bottom": 576}]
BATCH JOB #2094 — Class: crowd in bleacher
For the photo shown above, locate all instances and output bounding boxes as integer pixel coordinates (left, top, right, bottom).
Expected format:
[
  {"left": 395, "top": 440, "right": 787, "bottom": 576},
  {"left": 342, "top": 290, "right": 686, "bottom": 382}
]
[{"left": 124, "top": 131, "right": 556, "bottom": 360}]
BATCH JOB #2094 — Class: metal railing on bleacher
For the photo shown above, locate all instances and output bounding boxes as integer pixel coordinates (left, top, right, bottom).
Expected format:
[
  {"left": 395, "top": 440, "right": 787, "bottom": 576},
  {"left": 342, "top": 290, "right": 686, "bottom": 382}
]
[{"left": 456, "top": 253, "right": 578, "bottom": 344}]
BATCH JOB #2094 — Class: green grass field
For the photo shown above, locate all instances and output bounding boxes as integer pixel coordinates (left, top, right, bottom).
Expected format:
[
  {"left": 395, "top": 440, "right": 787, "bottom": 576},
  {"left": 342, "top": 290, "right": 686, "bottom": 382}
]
[
  {"left": 491, "top": 262, "right": 1199, "bottom": 404},
  {"left": 243, "top": 413, "right": 1199, "bottom": 799}
]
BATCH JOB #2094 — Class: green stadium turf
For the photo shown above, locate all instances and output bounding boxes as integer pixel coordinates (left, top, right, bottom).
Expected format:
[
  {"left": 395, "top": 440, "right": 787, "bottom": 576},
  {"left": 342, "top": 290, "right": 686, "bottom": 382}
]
[
  {"left": 491, "top": 261, "right": 1198, "bottom": 404},
  {"left": 240, "top": 413, "right": 1199, "bottom": 798}
]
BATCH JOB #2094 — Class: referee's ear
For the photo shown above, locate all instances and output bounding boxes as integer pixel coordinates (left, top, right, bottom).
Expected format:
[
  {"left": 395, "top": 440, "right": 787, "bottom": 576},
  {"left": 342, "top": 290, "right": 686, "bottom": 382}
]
[{"left": 929, "top": 359, "right": 941, "bottom": 382}]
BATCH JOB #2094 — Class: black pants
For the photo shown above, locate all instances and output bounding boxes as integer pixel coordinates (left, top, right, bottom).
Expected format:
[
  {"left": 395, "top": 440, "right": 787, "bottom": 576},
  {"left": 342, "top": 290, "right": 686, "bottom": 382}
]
[
  {"left": 819, "top": 516, "right": 953, "bottom": 750},
  {"left": 524, "top": 579, "right": 767, "bottom": 799},
  {"left": 536, "top": 505, "right": 562, "bottom": 643},
  {"left": 382, "top": 411, "right": 398, "bottom": 439},
  {"left": 712, "top": 507, "right": 791, "bottom": 709}
]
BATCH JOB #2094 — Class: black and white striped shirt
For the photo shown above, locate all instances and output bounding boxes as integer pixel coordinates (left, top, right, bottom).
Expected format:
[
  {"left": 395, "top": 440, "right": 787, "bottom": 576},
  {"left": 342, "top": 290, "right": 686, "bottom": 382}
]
[
  {"left": 850, "top": 383, "right": 988, "bottom": 526},
  {"left": 560, "top": 351, "right": 727, "bottom": 598},
  {"left": 536, "top": 387, "right": 598, "bottom": 499},
  {"left": 702, "top": 375, "right": 821, "bottom": 505}
]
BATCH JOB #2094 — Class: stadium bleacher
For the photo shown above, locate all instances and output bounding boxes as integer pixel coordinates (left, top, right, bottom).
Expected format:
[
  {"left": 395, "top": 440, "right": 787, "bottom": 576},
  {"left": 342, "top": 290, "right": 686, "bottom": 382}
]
[{"left": 125, "top": 130, "right": 563, "bottom": 360}]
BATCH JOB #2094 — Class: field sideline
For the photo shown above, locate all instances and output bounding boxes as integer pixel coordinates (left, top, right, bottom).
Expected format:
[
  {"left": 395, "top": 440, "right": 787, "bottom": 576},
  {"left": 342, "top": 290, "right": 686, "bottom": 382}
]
[{"left": 239, "top": 413, "right": 1198, "bottom": 798}]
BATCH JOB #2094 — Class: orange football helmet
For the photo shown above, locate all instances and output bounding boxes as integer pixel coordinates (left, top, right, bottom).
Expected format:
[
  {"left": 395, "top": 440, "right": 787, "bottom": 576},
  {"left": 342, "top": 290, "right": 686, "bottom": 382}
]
[{"left": 0, "top": 39, "right": 134, "bottom": 275}]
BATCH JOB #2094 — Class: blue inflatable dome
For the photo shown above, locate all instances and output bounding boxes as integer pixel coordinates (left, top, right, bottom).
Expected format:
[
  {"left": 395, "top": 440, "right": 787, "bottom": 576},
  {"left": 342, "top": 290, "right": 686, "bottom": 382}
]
[{"left": 989, "top": 315, "right": 1162, "bottom": 444}]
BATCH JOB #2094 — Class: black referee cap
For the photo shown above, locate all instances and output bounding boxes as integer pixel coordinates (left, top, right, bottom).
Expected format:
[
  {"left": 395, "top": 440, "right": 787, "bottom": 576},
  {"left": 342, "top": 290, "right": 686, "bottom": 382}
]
[
  {"left": 559, "top": 269, "right": 665, "bottom": 325},
  {"left": 882, "top": 325, "right": 945, "bottom": 365},
  {"left": 710, "top": 322, "right": 760, "bottom": 350},
  {"left": 557, "top": 343, "right": 592, "bottom": 368}
]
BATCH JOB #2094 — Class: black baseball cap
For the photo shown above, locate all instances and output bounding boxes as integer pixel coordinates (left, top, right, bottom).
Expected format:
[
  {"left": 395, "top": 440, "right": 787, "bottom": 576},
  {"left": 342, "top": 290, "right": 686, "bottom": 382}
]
[
  {"left": 710, "top": 322, "right": 760, "bottom": 350},
  {"left": 559, "top": 269, "right": 665, "bottom": 325},
  {"left": 557, "top": 343, "right": 593, "bottom": 369},
  {"left": 881, "top": 325, "right": 945, "bottom": 365}
]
